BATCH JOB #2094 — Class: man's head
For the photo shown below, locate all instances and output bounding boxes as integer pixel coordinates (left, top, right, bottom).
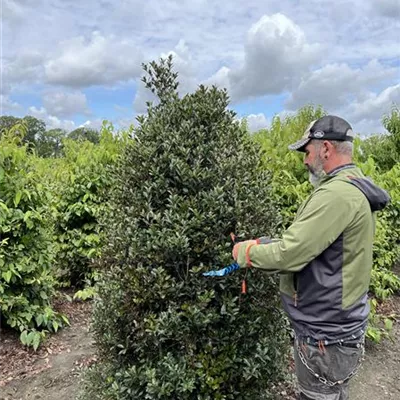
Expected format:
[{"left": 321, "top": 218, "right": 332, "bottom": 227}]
[{"left": 288, "top": 115, "right": 354, "bottom": 187}]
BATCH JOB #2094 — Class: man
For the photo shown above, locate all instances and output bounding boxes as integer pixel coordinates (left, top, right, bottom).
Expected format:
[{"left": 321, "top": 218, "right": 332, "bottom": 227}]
[{"left": 232, "top": 115, "right": 390, "bottom": 400}]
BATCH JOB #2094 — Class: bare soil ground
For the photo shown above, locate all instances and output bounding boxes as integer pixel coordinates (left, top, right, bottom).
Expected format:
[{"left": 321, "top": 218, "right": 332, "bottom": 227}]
[
  {"left": 0, "top": 294, "right": 399, "bottom": 400},
  {"left": 349, "top": 295, "right": 400, "bottom": 400},
  {"left": 0, "top": 297, "right": 95, "bottom": 400}
]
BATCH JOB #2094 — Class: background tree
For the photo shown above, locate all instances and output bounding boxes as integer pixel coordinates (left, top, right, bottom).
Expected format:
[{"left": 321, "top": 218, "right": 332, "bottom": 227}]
[
  {"left": 68, "top": 127, "right": 100, "bottom": 144},
  {"left": 36, "top": 128, "right": 67, "bottom": 158},
  {"left": 0, "top": 115, "right": 21, "bottom": 132},
  {"left": 23, "top": 115, "right": 46, "bottom": 146},
  {"left": 383, "top": 106, "right": 400, "bottom": 157},
  {"left": 0, "top": 115, "right": 46, "bottom": 150}
]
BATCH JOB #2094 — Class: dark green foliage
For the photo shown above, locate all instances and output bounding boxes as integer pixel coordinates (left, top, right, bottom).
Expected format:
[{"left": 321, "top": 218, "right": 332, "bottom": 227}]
[
  {"left": 0, "top": 125, "right": 67, "bottom": 349},
  {"left": 68, "top": 127, "right": 100, "bottom": 144},
  {"left": 22, "top": 116, "right": 47, "bottom": 147},
  {"left": 83, "top": 59, "right": 290, "bottom": 399},
  {"left": 0, "top": 115, "right": 21, "bottom": 132},
  {"left": 142, "top": 54, "right": 179, "bottom": 103},
  {"left": 36, "top": 128, "right": 67, "bottom": 158}
]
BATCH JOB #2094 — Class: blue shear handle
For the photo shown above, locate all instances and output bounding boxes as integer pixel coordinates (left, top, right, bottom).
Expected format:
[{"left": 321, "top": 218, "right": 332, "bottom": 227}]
[{"left": 203, "top": 262, "right": 240, "bottom": 277}]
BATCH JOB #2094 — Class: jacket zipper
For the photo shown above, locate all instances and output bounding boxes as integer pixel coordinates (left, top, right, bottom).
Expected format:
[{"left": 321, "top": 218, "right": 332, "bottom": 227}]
[{"left": 293, "top": 274, "right": 298, "bottom": 307}]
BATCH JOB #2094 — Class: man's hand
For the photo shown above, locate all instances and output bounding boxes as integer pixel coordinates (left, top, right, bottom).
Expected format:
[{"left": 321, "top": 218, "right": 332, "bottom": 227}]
[{"left": 232, "top": 240, "right": 257, "bottom": 261}]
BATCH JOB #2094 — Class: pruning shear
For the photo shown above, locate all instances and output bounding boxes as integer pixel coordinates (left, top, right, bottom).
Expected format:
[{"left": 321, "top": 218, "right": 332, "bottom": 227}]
[
  {"left": 202, "top": 233, "right": 248, "bottom": 294},
  {"left": 202, "top": 261, "right": 240, "bottom": 277}
]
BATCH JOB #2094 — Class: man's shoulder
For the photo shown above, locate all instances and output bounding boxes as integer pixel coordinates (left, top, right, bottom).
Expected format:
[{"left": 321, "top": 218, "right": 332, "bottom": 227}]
[{"left": 317, "top": 174, "right": 369, "bottom": 206}]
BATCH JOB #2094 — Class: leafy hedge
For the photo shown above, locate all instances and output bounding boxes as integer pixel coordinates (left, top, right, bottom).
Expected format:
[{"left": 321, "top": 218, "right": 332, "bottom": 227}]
[
  {"left": 354, "top": 108, "right": 400, "bottom": 301},
  {"left": 80, "top": 57, "right": 291, "bottom": 400},
  {"left": 0, "top": 124, "right": 67, "bottom": 349},
  {"left": 252, "top": 105, "right": 325, "bottom": 231},
  {"left": 360, "top": 161, "right": 400, "bottom": 300},
  {"left": 52, "top": 123, "right": 126, "bottom": 287}
]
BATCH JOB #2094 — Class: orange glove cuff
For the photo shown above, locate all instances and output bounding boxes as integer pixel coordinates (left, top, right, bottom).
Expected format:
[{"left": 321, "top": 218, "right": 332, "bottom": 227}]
[{"left": 245, "top": 243, "right": 256, "bottom": 267}]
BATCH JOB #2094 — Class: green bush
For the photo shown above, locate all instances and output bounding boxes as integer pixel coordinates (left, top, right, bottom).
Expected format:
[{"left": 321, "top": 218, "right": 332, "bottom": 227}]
[
  {"left": 355, "top": 134, "right": 396, "bottom": 172},
  {"left": 52, "top": 123, "right": 125, "bottom": 287},
  {"left": 363, "top": 161, "right": 400, "bottom": 342},
  {"left": 81, "top": 57, "right": 291, "bottom": 400},
  {"left": 363, "top": 162, "right": 400, "bottom": 301},
  {"left": 0, "top": 124, "right": 67, "bottom": 349},
  {"left": 253, "top": 105, "right": 325, "bottom": 230},
  {"left": 355, "top": 106, "right": 400, "bottom": 172}
]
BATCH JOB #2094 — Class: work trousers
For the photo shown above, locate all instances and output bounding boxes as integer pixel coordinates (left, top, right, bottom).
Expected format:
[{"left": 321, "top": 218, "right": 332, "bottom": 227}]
[{"left": 294, "top": 335, "right": 365, "bottom": 400}]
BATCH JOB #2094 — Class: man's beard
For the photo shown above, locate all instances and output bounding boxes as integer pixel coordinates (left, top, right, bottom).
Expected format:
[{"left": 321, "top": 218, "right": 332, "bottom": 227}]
[{"left": 308, "top": 156, "right": 326, "bottom": 188}]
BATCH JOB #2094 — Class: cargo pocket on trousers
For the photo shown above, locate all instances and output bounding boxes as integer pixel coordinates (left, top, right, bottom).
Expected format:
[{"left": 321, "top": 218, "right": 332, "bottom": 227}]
[{"left": 327, "top": 344, "right": 363, "bottom": 383}]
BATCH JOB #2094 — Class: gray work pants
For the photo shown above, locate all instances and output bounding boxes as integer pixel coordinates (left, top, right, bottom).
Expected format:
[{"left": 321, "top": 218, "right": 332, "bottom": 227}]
[{"left": 294, "top": 335, "right": 365, "bottom": 400}]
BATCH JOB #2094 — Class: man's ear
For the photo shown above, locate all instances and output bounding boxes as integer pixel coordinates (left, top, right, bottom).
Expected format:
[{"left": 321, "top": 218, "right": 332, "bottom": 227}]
[{"left": 322, "top": 140, "right": 333, "bottom": 158}]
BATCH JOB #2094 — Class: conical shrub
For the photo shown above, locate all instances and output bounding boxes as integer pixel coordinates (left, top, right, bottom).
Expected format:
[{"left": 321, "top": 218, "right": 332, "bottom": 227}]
[{"left": 83, "top": 57, "right": 290, "bottom": 400}]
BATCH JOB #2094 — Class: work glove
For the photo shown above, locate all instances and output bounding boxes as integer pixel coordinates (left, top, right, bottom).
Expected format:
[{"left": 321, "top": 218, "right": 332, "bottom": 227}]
[{"left": 232, "top": 240, "right": 257, "bottom": 262}]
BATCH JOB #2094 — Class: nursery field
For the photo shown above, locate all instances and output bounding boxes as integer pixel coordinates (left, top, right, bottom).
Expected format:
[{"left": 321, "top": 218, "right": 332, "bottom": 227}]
[{"left": 1, "top": 59, "right": 399, "bottom": 399}]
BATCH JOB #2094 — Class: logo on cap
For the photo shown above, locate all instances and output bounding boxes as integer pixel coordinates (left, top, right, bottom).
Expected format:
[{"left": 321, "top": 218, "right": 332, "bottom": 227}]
[{"left": 314, "top": 131, "right": 324, "bottom": 138}]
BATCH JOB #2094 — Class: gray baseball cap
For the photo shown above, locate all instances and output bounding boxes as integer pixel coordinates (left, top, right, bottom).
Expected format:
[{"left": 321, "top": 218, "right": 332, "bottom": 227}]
[{"left": 288, "top": 115, "right": 354, "bottom": 152}]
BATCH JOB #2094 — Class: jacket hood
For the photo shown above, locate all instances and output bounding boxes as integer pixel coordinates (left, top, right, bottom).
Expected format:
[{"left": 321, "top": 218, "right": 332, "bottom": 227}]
[{"left": 348, "top": 177, "right": 390, "bottom": 212}]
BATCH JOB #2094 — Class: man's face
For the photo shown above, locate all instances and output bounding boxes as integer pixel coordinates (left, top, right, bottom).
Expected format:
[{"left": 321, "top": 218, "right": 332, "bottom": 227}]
[{"left": 304, "top": 141, "right": 326, "bottom": 187}]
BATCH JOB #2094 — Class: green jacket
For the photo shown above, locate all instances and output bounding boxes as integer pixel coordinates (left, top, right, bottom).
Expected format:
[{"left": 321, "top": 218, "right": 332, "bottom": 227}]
[{"left": 237, "top": 164, "right": 390, "bottom": 341}]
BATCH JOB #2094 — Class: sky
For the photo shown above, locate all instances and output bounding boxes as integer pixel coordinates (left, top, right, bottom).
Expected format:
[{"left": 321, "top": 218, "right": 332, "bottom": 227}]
[{"left": 1, "top": 0, "right": 400, "bottom": 134}]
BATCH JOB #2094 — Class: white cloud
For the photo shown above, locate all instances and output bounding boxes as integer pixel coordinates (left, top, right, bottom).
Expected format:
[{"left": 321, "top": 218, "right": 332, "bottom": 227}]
[
  {"left": 27, "top": 106, "right": 47, "bottom": 120},
  {"left": 2, "top": 1, "right": 399, "bottom": 138},
  {"left": 116, "top": 117, "right": 137, "bottom": 130},
  {"left": 203, "top": 67, "right": 230, "bottom": 91},
  {"left": 0, "top": 95, "right": 22, "bottom": 113},
  {"left": 244, "top": 113, "right": 270, "bottom": 132},
  {"left": 206, "top": 14, "right": 320, "bottom": 102},
  {"left": 132, "top": 83, "right": 158, "bottom": 114},
  {"left": 133, "top": 40, "right": 198, "bottom": 113},
  {"left": 282, "top": 83, "right": 399, "bottom": 135},
  {"left": 1, "top": 82, "right": 12, "bottom": 95},
  {"left": 42, "top": 91, "right": 90, "bottom": 117},
  {"left": 162, "top": 40, "right": 198, "bottom": 95},
  {"left": 352, "top": 118, "right": 386, "bottom": 136},
  {"left": 370, "top": 0, "right": 400, "bottom": 19},
  {"left": 3, "top": 0, "right": 25, "bottom": 22},
  {"left": 3, "top": 50, "right": 45, "bottom": 85},
  {"left": 286, "top": 60, "right": 398, "bottom": 110},
  {"left": 80, "top": 119, "right": 105, "bottom": 131},
  {"left": 347, "top": 84, "right": 400, "bottom": 122},
  {"left": 45, "top": 32, "right": 143, "bottom": 87},
  {"left": 28, "top": 106, "right": 77, "bottom": 131}
]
